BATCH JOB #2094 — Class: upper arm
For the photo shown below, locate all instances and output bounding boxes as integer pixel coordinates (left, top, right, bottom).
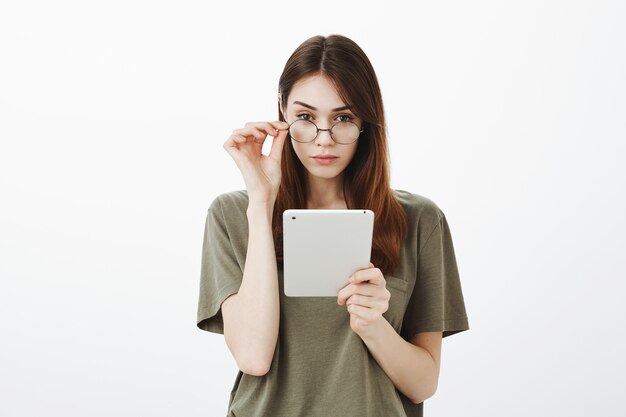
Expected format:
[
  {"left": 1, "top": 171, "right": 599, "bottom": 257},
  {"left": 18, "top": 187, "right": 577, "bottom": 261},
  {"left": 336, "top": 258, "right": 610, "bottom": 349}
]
[
  {"left": 196, "top": 196, "right": 245, "bottom": 335},
  {"left": 409, "top": 331, "right": 442, "bottom": 374},
  {"left": 221, "top": 292, "right": 239, "bottom": 350}
]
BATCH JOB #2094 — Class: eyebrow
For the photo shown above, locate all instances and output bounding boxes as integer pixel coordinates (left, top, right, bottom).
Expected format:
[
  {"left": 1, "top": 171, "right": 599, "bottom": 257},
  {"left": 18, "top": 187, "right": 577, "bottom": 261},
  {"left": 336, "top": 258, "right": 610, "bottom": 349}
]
[{"left": 292, "top": 100, "right": 352, "bottom": 112}]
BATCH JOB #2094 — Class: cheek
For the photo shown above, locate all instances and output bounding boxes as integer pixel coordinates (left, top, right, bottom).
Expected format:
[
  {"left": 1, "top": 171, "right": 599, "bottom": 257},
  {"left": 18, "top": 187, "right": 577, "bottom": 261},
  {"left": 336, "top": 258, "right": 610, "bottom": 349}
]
[
  {"left": 340, "top": 144, "right": 358, "bottom": 166},
  {"left": 291, "top": 141, "right": 307, "bottom": 161},
  {"left": 347, "top": 144, "right": 358, "bottom": 159}
]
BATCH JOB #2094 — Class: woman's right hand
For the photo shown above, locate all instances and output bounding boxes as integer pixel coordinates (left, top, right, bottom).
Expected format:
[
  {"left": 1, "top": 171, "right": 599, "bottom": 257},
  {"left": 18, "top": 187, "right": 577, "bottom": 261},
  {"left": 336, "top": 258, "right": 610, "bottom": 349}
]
[{"left": 223, "top": 120, "right": 290, "bottom": 205}]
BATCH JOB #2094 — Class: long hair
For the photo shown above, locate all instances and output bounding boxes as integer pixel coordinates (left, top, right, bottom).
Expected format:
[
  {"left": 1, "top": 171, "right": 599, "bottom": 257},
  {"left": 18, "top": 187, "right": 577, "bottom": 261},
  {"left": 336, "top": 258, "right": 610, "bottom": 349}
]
[{"left": 273, "top": 34, "right": 407, "bottom": 275}]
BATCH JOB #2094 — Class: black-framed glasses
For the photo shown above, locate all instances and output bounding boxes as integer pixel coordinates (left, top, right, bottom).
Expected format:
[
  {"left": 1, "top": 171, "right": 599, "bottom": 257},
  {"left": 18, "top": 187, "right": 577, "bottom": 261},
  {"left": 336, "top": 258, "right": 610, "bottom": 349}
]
[{"left": 287, "top": 119, "right": 364, "bottom": 145}]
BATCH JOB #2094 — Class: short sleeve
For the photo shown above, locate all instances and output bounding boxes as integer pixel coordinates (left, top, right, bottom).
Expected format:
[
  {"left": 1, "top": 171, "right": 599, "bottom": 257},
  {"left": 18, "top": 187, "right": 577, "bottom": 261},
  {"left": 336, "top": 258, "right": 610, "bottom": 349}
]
[
  {"left": 400, "top": 211, "right": 469, "bottom": 340},
  {"left": 196, "top": 196, "right": 244, "bottom": 334}
]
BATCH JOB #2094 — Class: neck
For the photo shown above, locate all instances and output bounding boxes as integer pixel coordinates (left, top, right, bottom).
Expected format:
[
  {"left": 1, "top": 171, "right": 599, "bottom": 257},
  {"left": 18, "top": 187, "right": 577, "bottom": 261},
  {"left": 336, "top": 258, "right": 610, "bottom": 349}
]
[{"left": 306, "top": 173, "right": 347, "bottom": 209}]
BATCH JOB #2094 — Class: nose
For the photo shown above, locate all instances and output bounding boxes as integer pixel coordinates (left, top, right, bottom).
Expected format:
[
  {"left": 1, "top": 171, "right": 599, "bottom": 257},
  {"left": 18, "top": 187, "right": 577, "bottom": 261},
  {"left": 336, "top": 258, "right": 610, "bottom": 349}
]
[{"left": 315, "top": 127, "right": 335, "bottom": 145}]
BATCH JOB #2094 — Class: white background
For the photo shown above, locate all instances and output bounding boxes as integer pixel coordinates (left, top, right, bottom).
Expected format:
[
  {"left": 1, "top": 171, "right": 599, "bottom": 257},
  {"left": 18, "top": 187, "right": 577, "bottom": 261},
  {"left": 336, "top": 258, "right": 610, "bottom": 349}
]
[{"left": 1, "top": 1, "right": 625, "bottom": 416}]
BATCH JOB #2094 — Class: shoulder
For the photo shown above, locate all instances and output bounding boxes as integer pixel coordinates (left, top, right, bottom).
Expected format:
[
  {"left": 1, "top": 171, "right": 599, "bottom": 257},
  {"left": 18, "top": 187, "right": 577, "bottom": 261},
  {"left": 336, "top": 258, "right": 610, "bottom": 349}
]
[
  {"left": 392, "top": 189, "right": 447, "bottom": 251},
  {"left": 208, "top": 189, "right": 249, "bottom": 212},
  {"left": 207, "top": 190, "right": 249, "bottom": 225},
  {"left": 392, "top": 189, "right": 444, "bottom": 227}
]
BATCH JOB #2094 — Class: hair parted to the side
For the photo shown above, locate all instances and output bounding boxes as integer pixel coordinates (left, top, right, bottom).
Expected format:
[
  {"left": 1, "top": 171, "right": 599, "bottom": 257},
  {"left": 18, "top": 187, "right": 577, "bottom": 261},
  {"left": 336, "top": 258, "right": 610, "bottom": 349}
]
[{"left": 273, "top": 34, "right": 408, "bottom": 276}]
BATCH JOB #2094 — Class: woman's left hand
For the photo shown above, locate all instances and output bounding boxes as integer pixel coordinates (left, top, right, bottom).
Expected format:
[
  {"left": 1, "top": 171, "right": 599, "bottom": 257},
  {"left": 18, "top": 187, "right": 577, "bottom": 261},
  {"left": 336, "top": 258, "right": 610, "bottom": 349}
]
[{"left": 337, "top": 262, "right": 390, "bottom": 337}]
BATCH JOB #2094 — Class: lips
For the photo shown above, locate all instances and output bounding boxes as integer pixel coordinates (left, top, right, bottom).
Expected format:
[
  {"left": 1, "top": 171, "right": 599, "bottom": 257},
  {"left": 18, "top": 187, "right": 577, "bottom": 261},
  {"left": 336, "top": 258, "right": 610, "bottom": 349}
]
[{"left": 311, "top": 155, "right": 338, "bottom": 159}]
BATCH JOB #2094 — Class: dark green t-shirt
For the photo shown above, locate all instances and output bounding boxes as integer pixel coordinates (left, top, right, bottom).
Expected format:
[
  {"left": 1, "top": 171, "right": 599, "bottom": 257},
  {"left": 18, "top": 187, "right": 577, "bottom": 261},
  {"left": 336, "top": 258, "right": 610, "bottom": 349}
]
[{"left": 197, "top": 189, "right": 469, "bottom": 417}]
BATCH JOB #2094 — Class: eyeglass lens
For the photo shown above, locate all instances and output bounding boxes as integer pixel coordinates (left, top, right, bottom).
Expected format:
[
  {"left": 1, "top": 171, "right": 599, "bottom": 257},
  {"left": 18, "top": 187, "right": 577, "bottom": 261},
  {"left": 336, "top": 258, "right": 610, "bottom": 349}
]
[{"left": 289, "top": 119, "right": 360, "bottom": 144}]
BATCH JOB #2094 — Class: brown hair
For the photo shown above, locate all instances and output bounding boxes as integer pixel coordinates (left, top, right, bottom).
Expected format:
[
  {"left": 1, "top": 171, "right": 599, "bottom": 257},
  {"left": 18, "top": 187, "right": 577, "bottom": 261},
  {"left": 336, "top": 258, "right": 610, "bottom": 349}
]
[{"left": 273, "top": 34, "right": 407, "bottom": 275}]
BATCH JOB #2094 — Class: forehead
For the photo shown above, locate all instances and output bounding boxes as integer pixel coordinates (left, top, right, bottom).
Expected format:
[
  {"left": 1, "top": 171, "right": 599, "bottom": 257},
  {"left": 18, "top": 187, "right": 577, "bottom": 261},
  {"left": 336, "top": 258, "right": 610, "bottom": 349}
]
[{"left": 288, "top": 75, "right": 348, "bottom": 111}]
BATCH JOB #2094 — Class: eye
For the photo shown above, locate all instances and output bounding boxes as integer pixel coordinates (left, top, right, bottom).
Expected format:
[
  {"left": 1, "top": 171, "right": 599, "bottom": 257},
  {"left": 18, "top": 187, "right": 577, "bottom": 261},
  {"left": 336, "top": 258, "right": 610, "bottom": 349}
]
[
  {"left": 336, "top": 114, "right": 353, "bottom": 123},
  {"left": 296, "top": 113, "right": 312, "bottom": 120}
]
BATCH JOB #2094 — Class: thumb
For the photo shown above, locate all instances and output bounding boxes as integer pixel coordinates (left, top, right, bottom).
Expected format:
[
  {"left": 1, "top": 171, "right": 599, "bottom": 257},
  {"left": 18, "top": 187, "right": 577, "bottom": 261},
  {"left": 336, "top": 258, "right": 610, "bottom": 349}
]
[{"left": 268, "top": 127, "right": 288, "bottom": 162}]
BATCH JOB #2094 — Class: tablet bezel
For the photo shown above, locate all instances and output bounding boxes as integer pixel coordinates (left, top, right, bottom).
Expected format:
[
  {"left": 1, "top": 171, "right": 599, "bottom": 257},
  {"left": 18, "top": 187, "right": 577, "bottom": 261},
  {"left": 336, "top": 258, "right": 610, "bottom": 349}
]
[{"left": 282, "top": 209, "right": 374, "bottom": 297}]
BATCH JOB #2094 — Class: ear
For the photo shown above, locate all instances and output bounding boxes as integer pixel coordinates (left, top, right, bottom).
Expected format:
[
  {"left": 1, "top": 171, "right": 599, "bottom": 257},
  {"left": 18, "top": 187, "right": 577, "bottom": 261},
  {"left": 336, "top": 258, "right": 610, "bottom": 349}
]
[{"left": 277, "top": 93, "right": 285, "bottom": 117}]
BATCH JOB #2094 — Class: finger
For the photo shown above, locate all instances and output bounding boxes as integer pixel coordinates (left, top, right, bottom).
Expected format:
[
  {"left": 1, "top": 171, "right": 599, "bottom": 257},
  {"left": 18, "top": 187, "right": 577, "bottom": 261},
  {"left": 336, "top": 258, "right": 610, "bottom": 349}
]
[
  {"left": 232, "top": 127, "right": 268, "bottom": 142},
  {"left": 223, "top": 134, "right": 248, "bottom": 150},
  {"left": 271, "top": 120, "right": 290, "bottom": 131},
  {"left": 347, "top": 304, "right": 375, "bottom": 320},
  {"left": 268, "top": 125, "right": 287, "bottom": 161},
  {"left": 256, "top": 122, "right": 279, "bottom": 137},
  {"left": 229, "top": 134, "right": 247, "bottom": 144},
  {"left": 337, "top": 282, "right": 377, "bottom": 305},
  {"left": 223, "top": 133, "right": 257, "bottom": 158},
  {"left": 346, "top": 294, "right": 377, "bottom": 309},
  {"left": 242, "top": 122, "right": 282, "bottom": 138},
  {"left": 223, "top": 139, "right": 247, "bottom": 165},
  {"left": 337, "top": 284, "right": 356, "bottom": 306},
  {"left": 349, "top": 266, "right": 384, "bottom": 286},
  {"left": 347, "top": 282, "right": 380, "bottom": 298},
  {"left": 347, "top": 262, "right": 375, "bottom": 281}
]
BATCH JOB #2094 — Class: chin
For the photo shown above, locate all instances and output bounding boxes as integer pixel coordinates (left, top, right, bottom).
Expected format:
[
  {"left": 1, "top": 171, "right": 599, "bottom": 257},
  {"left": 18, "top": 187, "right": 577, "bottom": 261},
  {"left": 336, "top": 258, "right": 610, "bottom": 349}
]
[{"left": 306, "top": 164, "right": 344, "bottom": 178}]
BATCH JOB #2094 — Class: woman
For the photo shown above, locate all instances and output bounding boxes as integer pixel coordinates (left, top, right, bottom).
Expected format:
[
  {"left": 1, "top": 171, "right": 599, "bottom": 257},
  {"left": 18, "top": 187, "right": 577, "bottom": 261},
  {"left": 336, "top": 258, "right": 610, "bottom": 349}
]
[{"left": 197, "top": 34, "right": 469, "bottom": 417}]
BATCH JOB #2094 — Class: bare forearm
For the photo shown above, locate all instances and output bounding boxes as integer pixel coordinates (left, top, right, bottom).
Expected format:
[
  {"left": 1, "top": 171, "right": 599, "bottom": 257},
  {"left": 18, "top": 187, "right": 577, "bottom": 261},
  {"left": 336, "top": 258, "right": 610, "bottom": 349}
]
[
  {"left": 225, "top": 203, "right": 279, "bottom": 374},
  {"left": 360, "top": 320, "right": 439, "bottom": 404}
]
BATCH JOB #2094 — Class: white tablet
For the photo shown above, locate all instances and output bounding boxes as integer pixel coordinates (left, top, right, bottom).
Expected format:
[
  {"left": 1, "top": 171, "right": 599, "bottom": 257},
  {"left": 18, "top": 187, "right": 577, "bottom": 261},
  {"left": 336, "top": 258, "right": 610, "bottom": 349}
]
[{"left": 282, "top": 209, "right": 375, "bottom": 297}]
